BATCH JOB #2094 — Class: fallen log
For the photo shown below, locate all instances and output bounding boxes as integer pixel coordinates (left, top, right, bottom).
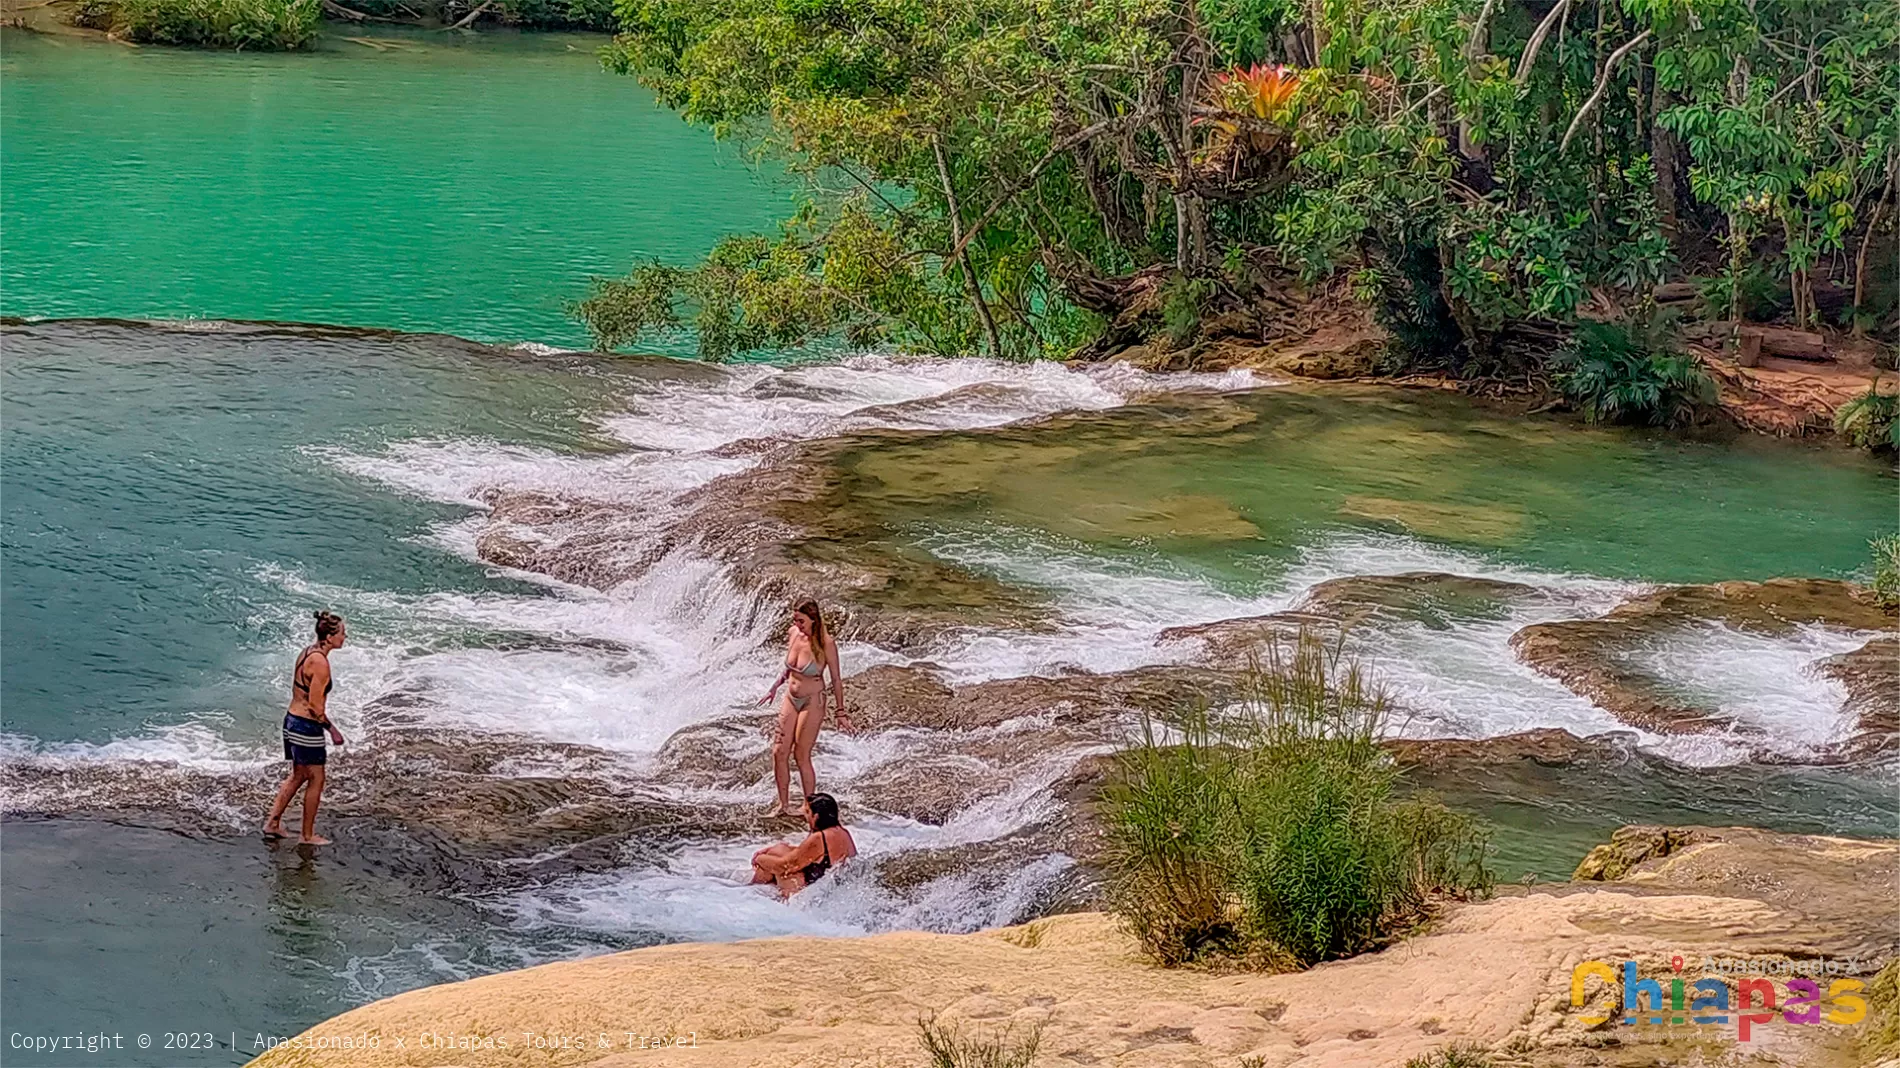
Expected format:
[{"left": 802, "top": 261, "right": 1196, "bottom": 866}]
[
  {"left": 439, "top": 0, "right": 492, "bottom": 29},
  {"left": 1653, "top": 282, "right": 1699, "bottom": 304},
  {"left": 1737, "top": 325, "right": 1830, "bottom": 362}
]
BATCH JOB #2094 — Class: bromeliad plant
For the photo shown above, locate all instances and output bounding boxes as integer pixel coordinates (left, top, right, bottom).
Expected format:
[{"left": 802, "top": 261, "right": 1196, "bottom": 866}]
[{"left": 1199, "top": 64, "right": 1301, "bottom": 183}]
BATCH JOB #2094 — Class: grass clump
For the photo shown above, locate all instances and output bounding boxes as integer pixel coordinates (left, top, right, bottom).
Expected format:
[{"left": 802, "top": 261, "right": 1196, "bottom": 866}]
[
  {"left": 916, "top": 1014, "right": 1042, "bottom": 1068},
  {"left": 1551, "top": 319, "right": 1714, "bottom": 428},
  {"left": 81, "top": 0, "right": 319, "bottom": 49},
  {"left": 1102, "top": 631, "right": 1492, "bottom": 968},
  {"left": 1871, "top": 534, "right": 1900, "bottom": 610},
  {"left": 1404, "top": 1044, "right": 1494, "bottom": 1068}
]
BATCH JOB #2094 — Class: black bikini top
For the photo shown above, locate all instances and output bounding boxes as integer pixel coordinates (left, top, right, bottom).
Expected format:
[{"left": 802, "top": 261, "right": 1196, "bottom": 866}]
[
  {"left": 293, "top": 647, "right": 333, "bottom": 698},
  {"left": 801, "top": 828, "right": 834, "bottom": 884}
]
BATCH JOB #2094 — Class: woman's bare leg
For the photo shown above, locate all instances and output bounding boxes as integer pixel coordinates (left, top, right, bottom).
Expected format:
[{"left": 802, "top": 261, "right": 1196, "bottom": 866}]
[
  {"left": 792, "top": 702, "right": 824, "bottom": 800},
  {"left": 298, "top": 765, "right": 331, "bottom": 845},
  {"left": 774, "top": 871, "right": 808, "bottom": 898},
  {"left": 769, "top": 697, "right": 797, "bottom": 815},
  {"left": 265, "top": 766, "right": 305, "bottom": 836}
]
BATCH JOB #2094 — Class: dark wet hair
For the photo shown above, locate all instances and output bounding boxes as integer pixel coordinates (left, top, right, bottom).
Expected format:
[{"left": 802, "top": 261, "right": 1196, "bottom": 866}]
[
  {"left": 314, "top": 610, "right": 344, "bottom": 642},
  {"left": 793, "top": 599, "right": 827, "bottom": 653},
  {"left": 806, "top": 792, "right": 841, "bottom": 830}
]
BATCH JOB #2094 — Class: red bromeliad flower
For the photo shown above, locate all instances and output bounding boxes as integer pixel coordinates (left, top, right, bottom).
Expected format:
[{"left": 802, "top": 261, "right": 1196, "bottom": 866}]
[
  {"left": 1216, "top": 63, "right": 1300, "bottom": 121},
  {"left": 1198, "top": 64, "right": 1300, "bottom": 165}
]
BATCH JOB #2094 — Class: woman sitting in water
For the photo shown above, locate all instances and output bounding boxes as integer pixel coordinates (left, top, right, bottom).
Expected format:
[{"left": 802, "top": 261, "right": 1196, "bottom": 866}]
[
  {"left": 750, "top": 793, "right": 856, "bottom": 897},
  {"left": 758, "top": 599, "right": 854, "bottom": 817},
  {"left": 264, "top": 611, "right": 347, "bottom": 845}
]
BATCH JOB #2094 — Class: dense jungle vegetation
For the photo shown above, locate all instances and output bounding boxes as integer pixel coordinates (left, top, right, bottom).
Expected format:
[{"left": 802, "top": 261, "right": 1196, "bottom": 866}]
[{"left": 576, "top": 0, "right": 1898, "bottom": 391}]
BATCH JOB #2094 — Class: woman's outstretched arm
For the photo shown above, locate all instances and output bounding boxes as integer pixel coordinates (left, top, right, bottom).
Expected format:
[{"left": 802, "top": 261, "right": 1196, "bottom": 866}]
[
  {"left": 759, "top": 664, "right": 791, "bottom": 705},
  {"left": 825, "top": 636, "right": 853, "bottom": 731}
]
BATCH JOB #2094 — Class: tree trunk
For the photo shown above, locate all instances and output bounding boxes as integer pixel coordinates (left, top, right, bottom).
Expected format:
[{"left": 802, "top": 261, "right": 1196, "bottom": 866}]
[
  {"left": 1190, "top": 196, "right": 1206, "bottom": 268},
  {"left": 1651, "top": 80, "right": 1681, "bottom": 239},
  {"left": 1308, "top": 0, "right": 1329, "bottom": 65},
  {"left": 1174, "top": 195, "right": 1192, "bottom": 272},
  {"left": 1854, "top": 161, "right": 1895, "bottom": 334},
  {"left": 1780, "top": 212, "right": 1812, "bottom": 328},
  {"left": 1459, "top": 0, "right": 1496, "bottom": 161},
  {"left": 933, "top": 136, "right": 1004, "bottom": 360},
  {"left": 1727, "top": 212, "right": 1748, "bottom": 338},
  {"left": 1171, "top": 0, "right": 1207, "bottom": 273}
]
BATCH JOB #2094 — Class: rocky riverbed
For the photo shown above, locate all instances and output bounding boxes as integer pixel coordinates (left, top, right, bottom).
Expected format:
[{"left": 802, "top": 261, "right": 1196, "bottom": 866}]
[{"left": 7, "top": 326, "right": 1894, "bottom": 1058}]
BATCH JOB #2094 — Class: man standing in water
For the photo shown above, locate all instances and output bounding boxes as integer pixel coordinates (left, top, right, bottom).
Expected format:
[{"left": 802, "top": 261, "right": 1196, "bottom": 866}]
[{"left": 264, "top": 611, "right": 346, "bottom": 845}]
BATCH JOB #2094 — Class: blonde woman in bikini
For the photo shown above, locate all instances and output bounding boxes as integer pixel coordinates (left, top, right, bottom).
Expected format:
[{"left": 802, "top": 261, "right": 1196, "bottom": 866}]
[{"left": 758, "top": 600, "right": 853, "bottom": 817}]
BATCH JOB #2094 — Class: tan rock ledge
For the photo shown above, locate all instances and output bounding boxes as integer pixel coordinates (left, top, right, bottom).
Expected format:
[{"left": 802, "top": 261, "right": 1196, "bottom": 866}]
[{"left": 249, "top": 840, "right": 1892, "bottom": 1068}]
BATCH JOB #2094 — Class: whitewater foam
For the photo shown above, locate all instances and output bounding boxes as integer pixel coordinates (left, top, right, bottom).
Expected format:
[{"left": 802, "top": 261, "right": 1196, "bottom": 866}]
[{"left": 1625, "top": 622, "right": 1874, "bottom": 760}]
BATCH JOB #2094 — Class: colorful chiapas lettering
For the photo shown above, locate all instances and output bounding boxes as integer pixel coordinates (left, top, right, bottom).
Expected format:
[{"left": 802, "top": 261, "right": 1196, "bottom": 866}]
[{"left": 1571, "top": 957, "right": 1867, "bottom": 1041}]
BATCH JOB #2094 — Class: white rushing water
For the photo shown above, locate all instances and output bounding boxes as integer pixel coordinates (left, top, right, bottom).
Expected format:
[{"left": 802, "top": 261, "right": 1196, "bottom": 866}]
[{"left": 7, "top": 351, "right": 1878, "bottom": 958}]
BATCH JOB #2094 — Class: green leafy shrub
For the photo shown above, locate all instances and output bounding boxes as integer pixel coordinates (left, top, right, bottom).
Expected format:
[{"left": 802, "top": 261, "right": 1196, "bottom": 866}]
[
  {"left": 1102, "top": 632, "right": 1492, "bottom": 969},
  {"left": 94, "top": 0, "right": 319, "bottom": 49},
  {"left": 573, "top": 207, "right": 952, "bottom": 360},
  {"left": 496, "top": 0, "right": 615, "bottom": 30},
  {"left": 917, "top": 1014, "right": 1041, "bottom": 1068},
  {"left": 1835, "top": 387, "right": 1900, "bottom": 451},
  {"left": 1158, "top": 273, "right": 1215, "bottom": 347},
  {"left": 1364, "top": 237, "right": 1466, "bottom": 374},
  {"left": 1698, "top": 264, "right": 1789, "bottom": 323},
  {"left": 1870, "top": 535, "right": 1900, "bottom": 610},
  {"left": 1551, "top": 320, "right": 1715, "bottom": 427}
]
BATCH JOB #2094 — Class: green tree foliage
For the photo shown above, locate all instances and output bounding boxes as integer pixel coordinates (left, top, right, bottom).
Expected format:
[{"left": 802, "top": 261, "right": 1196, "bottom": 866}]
[
  {"left": 588, "top": 0, "right": 1897, "bottom": 365},
  {"left": 1101, "top": 634, "right": 1491, "bottom": 968},
  {"left": 493, "top": 0, "right": 616, "bottom": 30}
]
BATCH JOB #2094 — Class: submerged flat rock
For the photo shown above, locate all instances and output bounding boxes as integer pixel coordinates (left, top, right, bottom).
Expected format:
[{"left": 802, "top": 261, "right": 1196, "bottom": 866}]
[{"left": 1160, "top": 571, "right": 1547, "bottom": 666}]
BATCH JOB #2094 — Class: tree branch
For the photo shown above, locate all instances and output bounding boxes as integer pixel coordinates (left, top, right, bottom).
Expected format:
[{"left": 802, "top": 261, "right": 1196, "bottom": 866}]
[
  {"left": 835, "top": 163, "right": 910, "bottom": 222},
  {"left": 1466, "top": 0, "right": 1499, "bottom": 61},
  {"left": 1515, "top": 0, "right": 1572, "bottom": 85},
  {"left": 934, "top": 135, "right": 1004, "bottom": 360},
  {"left": 1560, "top": 30, "right": 1652, "bottom": 151},
  {"left": 946, "top": 113, "right": 1141, "bottom": 262}
]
